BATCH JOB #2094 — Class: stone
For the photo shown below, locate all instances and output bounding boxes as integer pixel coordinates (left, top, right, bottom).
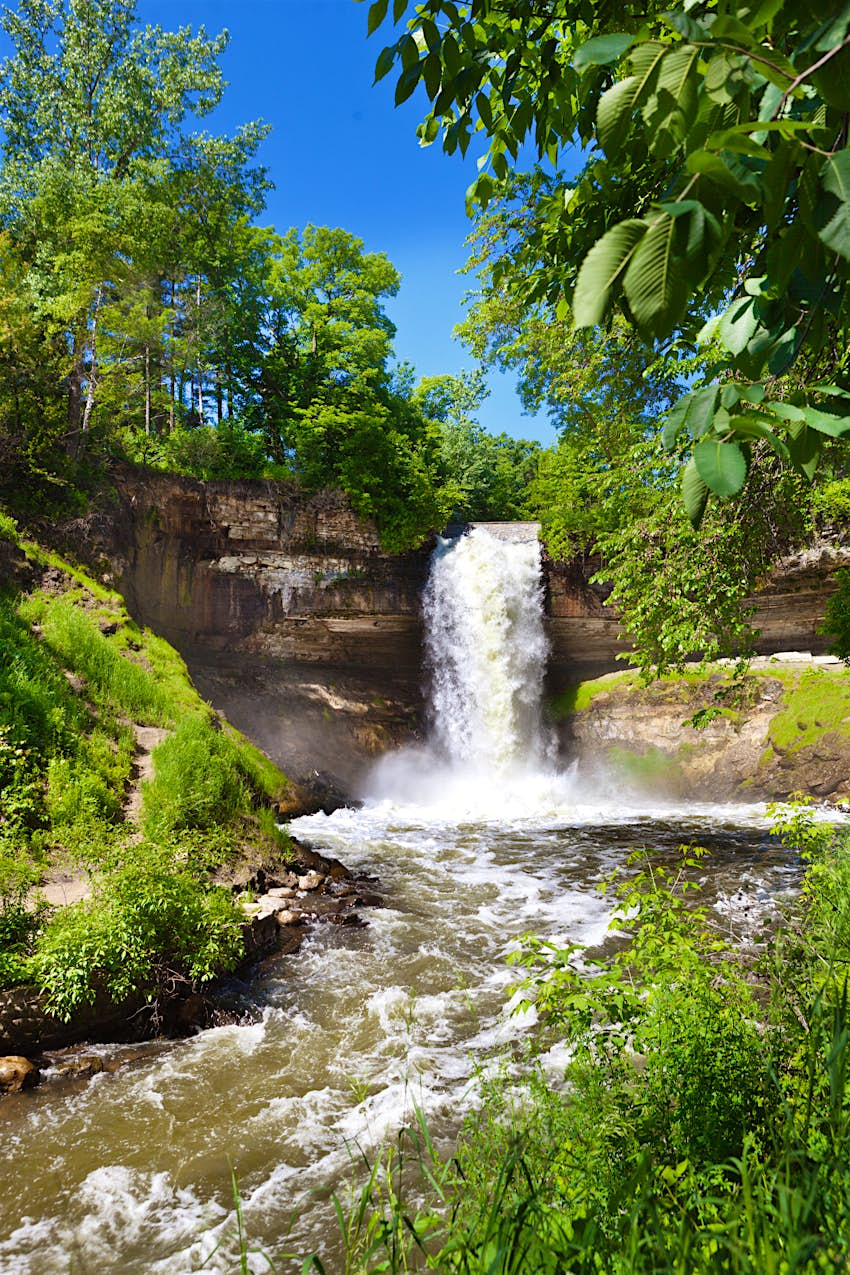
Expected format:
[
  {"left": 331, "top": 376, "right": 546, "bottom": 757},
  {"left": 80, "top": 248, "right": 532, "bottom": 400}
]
[
  {"left": 297, "top": 871, "right": 324, "bottom": 891},
  {"left": 267, "top": 886, "right": 296, "bottom": 899},
  {"left": 0, "top": 1055, "right": 40, "bottom": 1093},
  {"left": 49, "top": 1054, "right": 104, "bottom": 1081},
  {"left": 273, "top": 909, "right": 301, "bottom": 927}
]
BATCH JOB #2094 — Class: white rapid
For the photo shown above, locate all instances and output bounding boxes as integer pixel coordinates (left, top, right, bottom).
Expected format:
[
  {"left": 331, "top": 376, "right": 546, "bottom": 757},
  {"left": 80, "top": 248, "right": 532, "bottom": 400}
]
[{"left": 0, "top": 526, "right": 800, "bottom": 1275}]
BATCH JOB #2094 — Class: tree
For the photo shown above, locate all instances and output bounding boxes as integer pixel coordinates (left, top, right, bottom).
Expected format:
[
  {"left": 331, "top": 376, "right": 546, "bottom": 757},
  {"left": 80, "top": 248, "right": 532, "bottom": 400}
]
[
  {"left": 0, "top": 0, "right": 269, "bottom": 463},
  {"left": 366, "top": 0, "right": 850, "bottom": 522},
  {"left": 413, "top": 370, "right": 539, "bottom": 520}
]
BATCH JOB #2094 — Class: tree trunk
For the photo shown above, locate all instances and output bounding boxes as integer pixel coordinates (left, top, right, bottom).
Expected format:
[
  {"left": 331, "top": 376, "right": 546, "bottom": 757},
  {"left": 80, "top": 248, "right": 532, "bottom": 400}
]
[
  {"left": 144, "top": 344, "right": 151, "bottom": 436},
  {"left": 67, "top": 329, "right": 84, "bottom": 454},
  {"left": 80, "top": 287, "right": 103, "bottom": 440},
  {"left": 195, "top": 278, "right": 204, "bottom": 424}
]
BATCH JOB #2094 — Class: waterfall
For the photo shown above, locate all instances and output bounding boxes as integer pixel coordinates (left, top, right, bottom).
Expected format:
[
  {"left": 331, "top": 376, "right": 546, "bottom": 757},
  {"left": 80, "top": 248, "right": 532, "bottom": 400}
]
[{"left": 423, "top": 526, "right": 550, "bottom": 772}]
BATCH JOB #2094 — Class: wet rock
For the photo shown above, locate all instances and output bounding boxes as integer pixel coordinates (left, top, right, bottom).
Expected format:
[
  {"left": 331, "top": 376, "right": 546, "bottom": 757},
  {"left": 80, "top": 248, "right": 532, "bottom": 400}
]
[
  {"left": 0, "top": 1055, "right": 40, "bottom": 1093},
  {"left": 48, "top": 1053, "right": 105, "bottom": 1080},
  {"left": 354, "top": 891, "right": 385, "bottom": 908},
  {"left": 273, "top": 909, "right": 301, "bottom": 927},
  {"left": 297, "top": 870, "right": 324, "bottom": 891},
  {"left": 291, "top": 837, "right": 352, "bottom": 882}
]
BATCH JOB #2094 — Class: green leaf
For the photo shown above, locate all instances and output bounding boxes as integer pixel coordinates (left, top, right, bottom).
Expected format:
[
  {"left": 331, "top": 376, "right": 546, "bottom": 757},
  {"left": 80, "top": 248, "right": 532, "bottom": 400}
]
[
  {"left": 574, "top": 33, "right": 636, "bottom": 70},
  {"left": 785, "top": 422, "right": 821, "bottom": 481},
  {"left": 395, "top": 63, "right": 421, "bottom": 106},
  {"left": 662, "top": 385, "right": 719, "bottom": 449},
  {"left": 597, "top": 76, "right": 639, "bottom": 156},
  {"left": 686, "top": 150, "right": 762, "bottom": 203},
  {"left": 596, "top": 42, "right": 666, "bottom": 156},
  {"left": 572, "top": 220, "right": 647, "bottom": 327},
  {"left": 374, "top": 44, "right": 396, "bottom": 82},
  {"left": 693, "top": 438, "right": 748, "bottom": 497},
  {"left": 726, "top": 414, "right": 790, "bottom": 461},
  {"left": 765, "top": 400, "right": 850, "bottom": 438},
  {"left": 717, "top": 296, "right": 759, "bottom": 356},
  {"left": 622, "top": 211, "right": 687, "bottom": 336},
  {"left": 681, "top": 457, "right": 709, "bottom": 526},
  {"left": 817, "top": 149, "right": 850, "bottom": 260},
  {"left": 367, "top": 0, "right": 389, "bottom": 35}
]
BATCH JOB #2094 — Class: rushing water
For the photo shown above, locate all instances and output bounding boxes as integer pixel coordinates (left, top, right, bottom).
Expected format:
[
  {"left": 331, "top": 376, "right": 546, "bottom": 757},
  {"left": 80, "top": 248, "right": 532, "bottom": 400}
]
[{"left": 0, "top": 528, "right": 800, "bottom": 1274}]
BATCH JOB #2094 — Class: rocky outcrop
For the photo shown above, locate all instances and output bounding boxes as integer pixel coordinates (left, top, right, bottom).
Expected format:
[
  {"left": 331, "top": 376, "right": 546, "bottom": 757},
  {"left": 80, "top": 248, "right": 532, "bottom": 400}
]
[
  {"left": 559, "top": 658, "right": 850, "bottom": 802},
  {"left": 53, "top": 468, "right": 428, "bottom": 792},
  {"left": 545, "top": 539, "right": 850, "bottom": 686}
]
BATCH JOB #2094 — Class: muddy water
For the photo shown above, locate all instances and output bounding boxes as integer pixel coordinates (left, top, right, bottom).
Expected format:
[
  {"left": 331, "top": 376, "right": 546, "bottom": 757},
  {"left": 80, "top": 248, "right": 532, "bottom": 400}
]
[{"left": 0, "top": 795, "right": 796, "bottom": 1275}]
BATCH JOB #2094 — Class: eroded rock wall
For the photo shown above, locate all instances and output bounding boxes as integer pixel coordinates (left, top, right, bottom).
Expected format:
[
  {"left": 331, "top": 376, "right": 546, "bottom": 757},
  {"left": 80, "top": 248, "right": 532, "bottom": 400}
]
[
  {"left": 55, "top": 469, "right": 429, "bottom": 792},
  {"left": 544, "top": 540, "right": 850, "bottom": 688}
]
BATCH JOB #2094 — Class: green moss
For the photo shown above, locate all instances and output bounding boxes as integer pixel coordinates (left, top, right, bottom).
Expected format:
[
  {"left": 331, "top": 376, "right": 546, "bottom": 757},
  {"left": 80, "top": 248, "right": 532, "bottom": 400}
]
[
  {"left": 766, "top": 669, "right": 850, "bottom": 754},
  {"left": 548, "top": 671, "right": 637, "bottom": 719}
]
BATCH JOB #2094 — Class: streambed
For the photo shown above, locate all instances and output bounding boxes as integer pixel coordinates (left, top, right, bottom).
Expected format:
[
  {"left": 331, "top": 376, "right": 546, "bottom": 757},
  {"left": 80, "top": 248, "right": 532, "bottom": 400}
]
[{"left": 0, "top": 794, "right": 796, "bottom": 1274}]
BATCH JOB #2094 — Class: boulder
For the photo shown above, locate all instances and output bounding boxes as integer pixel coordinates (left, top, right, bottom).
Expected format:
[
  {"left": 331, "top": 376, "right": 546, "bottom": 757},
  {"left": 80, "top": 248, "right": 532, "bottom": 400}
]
[
  {"left": 297, "top": 871, "right": 325, "bottom": 891},
  {"left": 0, "top": 1055, "right": 40, "bottom": 1093}
]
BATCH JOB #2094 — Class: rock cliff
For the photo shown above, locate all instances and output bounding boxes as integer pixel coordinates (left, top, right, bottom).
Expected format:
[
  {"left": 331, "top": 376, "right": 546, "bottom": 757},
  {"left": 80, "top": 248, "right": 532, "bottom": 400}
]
[{"left": 53, "top": 469, "right": 850, "bottom": 800}]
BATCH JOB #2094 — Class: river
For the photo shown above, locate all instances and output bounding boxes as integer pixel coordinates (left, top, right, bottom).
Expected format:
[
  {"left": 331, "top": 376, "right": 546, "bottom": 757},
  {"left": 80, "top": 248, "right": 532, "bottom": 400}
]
[{"left": 0, "top": 528, "right": 799, "bottom": 1274}]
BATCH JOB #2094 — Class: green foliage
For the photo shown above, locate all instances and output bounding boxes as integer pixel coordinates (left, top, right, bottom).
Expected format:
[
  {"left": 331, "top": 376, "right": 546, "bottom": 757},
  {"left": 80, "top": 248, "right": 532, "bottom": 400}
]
[
  {"left": 413, "top": 371, "right": 540, "bottom": 522},
  {"left": 821, "top": 569, "right": 850, "bottom": 665},
  {"left": 142, "top": 716, "right": 250, "bottom": 840},
  {"left": 0, "top": 539, "right": 292, "bottom": 1011},
  {"left": 32, "top": 845, "right": 244, "bottom": 1020},
  {"left": 326, "top": 821, "right": 850, "bottom": 1273},
  {"left": 371, "top": 0, "right": 850, "bottom": 523}
]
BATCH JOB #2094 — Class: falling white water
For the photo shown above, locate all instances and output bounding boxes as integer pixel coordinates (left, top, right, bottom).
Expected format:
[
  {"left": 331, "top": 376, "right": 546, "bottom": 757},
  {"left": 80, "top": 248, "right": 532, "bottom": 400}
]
[
  {"left": 364, "top": 524, "right": 585, "bottom": 818},
  {"left": 423, "top": 527, "right": 550, "bottom": 771}
]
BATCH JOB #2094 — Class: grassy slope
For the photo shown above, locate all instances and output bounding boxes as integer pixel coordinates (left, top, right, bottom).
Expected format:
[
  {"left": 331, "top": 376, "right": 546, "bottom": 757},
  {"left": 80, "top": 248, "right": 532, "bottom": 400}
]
[{"left": 0, "top": 510, "right": 299, "bottom": 1020}]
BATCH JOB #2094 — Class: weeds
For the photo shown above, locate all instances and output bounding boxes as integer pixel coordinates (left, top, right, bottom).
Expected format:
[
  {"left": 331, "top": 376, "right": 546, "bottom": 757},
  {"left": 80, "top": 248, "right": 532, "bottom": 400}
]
[{"left": 0, "top": 535, "right": 292, "bottom": 1006}]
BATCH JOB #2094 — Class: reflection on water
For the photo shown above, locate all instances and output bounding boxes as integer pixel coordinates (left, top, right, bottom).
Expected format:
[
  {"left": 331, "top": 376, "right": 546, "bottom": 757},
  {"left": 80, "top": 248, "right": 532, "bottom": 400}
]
[{"left": 0, "top": 795, "right": 798, "bottom": 1274}]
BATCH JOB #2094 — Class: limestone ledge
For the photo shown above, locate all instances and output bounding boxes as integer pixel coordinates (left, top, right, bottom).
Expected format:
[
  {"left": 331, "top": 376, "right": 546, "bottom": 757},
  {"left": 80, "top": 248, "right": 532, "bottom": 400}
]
[{"left": 558, "top": 660, "right": 850, "bottom": 802}]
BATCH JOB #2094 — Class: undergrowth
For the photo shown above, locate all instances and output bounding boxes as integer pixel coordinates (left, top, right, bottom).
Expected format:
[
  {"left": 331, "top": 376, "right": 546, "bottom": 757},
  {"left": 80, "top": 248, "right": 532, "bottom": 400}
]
[{"left": 0, "top": 512, "right": 294, "bottom": 1015}]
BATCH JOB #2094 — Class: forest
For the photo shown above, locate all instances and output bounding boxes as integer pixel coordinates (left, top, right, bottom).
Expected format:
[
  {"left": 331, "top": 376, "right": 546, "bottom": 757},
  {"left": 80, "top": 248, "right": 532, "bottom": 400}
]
[{"left": 2, "top": 0, "right": 849, "bottom": 675}]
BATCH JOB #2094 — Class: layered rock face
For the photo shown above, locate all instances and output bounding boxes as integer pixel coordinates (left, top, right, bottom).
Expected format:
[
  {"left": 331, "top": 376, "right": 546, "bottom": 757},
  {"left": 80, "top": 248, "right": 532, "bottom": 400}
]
[
  {"left": 62, "top": 470, "right": 429, "bottom": 792},
  {"left": 56, "top": 470, "right": 849, "bottom": 799},
  {"left": 544, "top": 540, "right": 850, "bottom": 687}
]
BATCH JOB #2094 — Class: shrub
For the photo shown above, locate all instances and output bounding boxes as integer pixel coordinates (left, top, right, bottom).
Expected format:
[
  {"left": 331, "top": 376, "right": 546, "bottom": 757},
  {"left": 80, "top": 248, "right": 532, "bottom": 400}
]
[{"left": 32, "top": 847, "right": 244, "bottom": 1019}]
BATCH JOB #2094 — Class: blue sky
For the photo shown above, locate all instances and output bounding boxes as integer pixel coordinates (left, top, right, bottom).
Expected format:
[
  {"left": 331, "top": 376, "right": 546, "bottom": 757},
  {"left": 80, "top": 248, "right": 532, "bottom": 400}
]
[{"left": 140, "top": 0, "right": 558, "bottom": 444}]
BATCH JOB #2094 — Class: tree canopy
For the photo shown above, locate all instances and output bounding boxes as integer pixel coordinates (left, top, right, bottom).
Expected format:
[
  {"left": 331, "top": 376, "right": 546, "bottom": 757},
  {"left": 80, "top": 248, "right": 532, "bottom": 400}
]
[
  {"left": 367, "top": 0, "right": 850, "bottom": 523},
  {"left": 0, "top": 0, "right": 510, "bottom": 549}
]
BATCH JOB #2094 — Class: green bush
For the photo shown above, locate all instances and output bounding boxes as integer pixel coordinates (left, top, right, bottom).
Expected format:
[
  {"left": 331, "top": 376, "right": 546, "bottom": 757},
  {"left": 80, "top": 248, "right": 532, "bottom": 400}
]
[
  {"left": 821, "top": 568, "right": 850, "bottom": 666},
  {"left": 32, "top": 847, "right": 244, "bottom": 1019}
]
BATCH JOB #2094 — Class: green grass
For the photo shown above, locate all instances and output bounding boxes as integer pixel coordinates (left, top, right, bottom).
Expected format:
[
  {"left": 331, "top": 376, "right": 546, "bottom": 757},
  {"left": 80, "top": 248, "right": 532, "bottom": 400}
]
[{"left": 766, "top": 668, "right": 850, "bottom": 753}]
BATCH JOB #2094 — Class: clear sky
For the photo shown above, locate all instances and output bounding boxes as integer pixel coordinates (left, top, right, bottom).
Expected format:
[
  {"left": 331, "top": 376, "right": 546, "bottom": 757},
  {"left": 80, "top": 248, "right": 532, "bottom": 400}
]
[{"left": 138, "top": 0, "right": 558, "bottom": 444}]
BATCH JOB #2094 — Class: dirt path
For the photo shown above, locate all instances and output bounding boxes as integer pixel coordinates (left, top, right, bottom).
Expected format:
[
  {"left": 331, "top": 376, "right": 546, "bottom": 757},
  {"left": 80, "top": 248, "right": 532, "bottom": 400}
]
[
  {"left": 123, "top": 724, "right": 170, "bottom": 828},
  {"left": 32, "top": 724, "right": 171, "bottom": 911}
]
